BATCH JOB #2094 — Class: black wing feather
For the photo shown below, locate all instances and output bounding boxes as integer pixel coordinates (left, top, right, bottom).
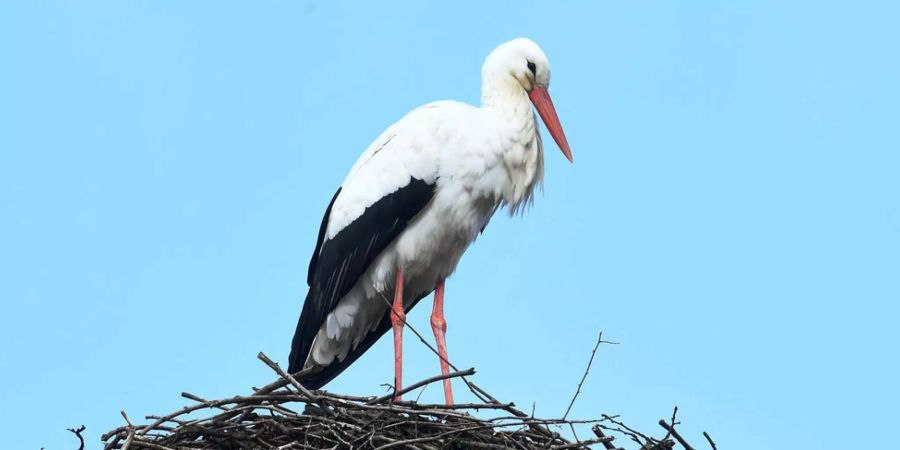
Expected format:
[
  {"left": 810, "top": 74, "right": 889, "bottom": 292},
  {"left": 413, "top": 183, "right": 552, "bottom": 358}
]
[
  {"left": 307, "top": 188, "right": 341, "bottom": 285},
  {"left": 288, "top": 178, "right": 436, "bottom": 381}
]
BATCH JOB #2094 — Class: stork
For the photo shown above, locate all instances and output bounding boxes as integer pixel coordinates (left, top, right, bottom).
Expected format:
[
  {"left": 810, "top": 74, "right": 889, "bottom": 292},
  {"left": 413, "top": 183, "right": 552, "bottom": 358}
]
[{"left": 288, "top": 38, "right": 572, "bottom": 404}]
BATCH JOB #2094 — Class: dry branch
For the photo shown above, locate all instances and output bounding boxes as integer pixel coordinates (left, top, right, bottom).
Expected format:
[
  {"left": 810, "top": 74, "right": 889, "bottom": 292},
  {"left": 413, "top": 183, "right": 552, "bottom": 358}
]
[
  {"left": 563, "top": 331, "right": 619, "bottom": 420},
  {"left": 67, "top": 425, "right": 86, "bottom": 450}
]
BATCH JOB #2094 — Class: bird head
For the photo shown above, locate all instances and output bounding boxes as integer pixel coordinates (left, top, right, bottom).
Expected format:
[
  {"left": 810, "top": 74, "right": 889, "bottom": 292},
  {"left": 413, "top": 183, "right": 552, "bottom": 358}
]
[{"left": 482, "top": 38, "right": 573, "bottom": 162}]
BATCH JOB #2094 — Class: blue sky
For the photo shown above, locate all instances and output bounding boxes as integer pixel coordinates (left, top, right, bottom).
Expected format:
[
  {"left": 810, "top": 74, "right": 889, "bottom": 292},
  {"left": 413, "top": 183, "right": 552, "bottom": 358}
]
[{"left": 1, "top": 1, "right": 898, "bottom": 449}]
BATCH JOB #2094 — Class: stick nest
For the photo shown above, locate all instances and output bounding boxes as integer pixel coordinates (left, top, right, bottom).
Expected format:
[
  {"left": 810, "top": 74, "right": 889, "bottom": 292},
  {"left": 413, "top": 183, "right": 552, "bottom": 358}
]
[{"left": 100, "top": 352, "right": 712, "bottom": 450}]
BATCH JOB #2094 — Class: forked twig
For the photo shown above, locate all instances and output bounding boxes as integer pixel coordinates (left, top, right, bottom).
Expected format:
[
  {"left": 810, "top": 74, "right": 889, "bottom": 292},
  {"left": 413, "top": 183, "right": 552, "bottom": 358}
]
[
  {"left": 659, "top": 418, "right": 696, "bottom": 450},
  {"left": 562, "top": 331, "right": 618, "bottom": 420},
  {"left": 67, "top": 425, "right": 86, "bottom": 450}
]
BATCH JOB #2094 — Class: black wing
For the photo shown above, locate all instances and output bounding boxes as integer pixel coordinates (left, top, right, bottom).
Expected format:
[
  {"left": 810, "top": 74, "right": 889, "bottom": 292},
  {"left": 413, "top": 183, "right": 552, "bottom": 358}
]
[{"left": 288, "top": 178, "right": 436, "bottom": 384}]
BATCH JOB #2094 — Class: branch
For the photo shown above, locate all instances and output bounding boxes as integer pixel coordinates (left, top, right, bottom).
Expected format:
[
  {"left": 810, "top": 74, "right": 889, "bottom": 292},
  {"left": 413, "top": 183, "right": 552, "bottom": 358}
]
[
  {"left": 256, "top": 352, "right": 318, "bottom": 402},
  {"left": 703, "top": 431, "right": 718, "bottom": 450},
  {"left": 658, "top": 418, "right": 696, "bottom": 450},
  {"left": 66, "top": 425, "right": 85, "bottom": 450},
  {"left": 369, "top": 367, "right": 475, "bottom": 404},
  {"left": 660, "top": 406, "right": 679, "bottom": 442},
  {"left": 562, "top": 331, "right": 618, "bottom": 420},
  {"left": 591, "top": 425, "right": 619, "bottom": 450}
]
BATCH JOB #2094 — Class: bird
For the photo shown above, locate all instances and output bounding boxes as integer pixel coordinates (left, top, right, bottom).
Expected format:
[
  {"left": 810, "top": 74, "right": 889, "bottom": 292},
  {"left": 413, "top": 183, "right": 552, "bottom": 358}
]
[{"left": 288, "top": 38, "right": 573, "bottom": 404}]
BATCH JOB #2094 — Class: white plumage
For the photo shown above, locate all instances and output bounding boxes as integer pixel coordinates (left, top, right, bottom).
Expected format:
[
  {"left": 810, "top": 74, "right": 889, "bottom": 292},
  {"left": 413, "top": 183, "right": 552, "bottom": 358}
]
[{"left": 289, "top": 38, "right": 572, "bottom": 399}]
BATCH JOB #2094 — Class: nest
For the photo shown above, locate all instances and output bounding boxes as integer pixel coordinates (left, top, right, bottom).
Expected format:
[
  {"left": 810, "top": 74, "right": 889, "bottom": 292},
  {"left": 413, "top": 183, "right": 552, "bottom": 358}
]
[{"left": 100, "top": 349, "right": 715, "bottom": 450}]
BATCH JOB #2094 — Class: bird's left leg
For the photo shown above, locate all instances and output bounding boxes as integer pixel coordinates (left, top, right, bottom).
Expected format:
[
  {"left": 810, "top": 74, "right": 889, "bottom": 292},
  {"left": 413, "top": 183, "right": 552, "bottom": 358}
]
[
  {"left": 431, "top": 279, "right": 454, "bottom": 404},
  {"left": 391, "top": 269, "right": 406, "bottom": 401}
]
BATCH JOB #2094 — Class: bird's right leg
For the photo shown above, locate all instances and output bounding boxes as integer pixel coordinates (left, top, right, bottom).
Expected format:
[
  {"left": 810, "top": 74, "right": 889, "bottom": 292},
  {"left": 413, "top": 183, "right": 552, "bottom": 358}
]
[
  {"left": 431, "top": 279, "right": 454, "bottom": 404},
  {"left": 390, "top": 269, "right": 405, "bottom": 401}
]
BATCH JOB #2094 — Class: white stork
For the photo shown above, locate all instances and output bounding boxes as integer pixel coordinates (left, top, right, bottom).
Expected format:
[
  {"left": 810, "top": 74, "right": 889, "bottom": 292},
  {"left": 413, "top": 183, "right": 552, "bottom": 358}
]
[{"left": 289, "top": 38, "right": 572, "bottom": 404}]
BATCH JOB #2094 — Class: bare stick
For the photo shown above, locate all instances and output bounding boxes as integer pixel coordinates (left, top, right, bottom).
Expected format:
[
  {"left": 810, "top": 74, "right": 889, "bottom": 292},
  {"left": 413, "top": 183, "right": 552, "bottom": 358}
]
[
  {"left": 591, "top": 425, "right": 619, "bottom": 450},
  {"left": 601, "top": 414, "right": 658, "bottom": 447},
  {"left": 257, "top": 352, "right": 318, "bottom": 401},
  {"left": 251, "top": 365, "right": 316, "bottom": 396},
  {"left": 562, "top": 331, "right": 618, "bottom": 420},
  {"left": 369, "top": 367, "right": 475, "bottom": 404},
  {"left": 658, "top": 419, "right": 696, "bottom": 450},
  {"left": 66, "top": 425, "right": 86, "bottom": 450},
  {"left": 550, "top": 435, "right": 615, "bottom": 449},
  {"left": 121, "top": 428, "right": 135, "bottom": 450},
  {"left": 661, "top": 406, "right": 679, "bottom": 442},
  {"left": 703, "top": 431, "right": 718, "bottom": 450}
]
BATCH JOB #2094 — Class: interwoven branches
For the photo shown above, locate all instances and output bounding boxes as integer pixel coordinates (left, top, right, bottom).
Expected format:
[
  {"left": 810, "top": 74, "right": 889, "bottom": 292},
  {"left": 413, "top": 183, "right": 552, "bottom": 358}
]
[{"left": 99, "top": 350, "right": 713, "bottom": 450}]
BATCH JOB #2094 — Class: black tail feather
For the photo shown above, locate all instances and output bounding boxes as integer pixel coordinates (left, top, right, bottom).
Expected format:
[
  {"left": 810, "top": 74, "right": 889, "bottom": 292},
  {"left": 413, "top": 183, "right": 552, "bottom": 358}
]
[{"left": 288, "top": 291, "right": 429, "bottom": 389}]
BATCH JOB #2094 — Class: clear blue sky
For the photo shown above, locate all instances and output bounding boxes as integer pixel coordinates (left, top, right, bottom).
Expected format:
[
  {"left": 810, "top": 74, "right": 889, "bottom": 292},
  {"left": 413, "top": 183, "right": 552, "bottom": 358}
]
[{"left": 1, "top": 2, "right": 897, "bottom": 449}]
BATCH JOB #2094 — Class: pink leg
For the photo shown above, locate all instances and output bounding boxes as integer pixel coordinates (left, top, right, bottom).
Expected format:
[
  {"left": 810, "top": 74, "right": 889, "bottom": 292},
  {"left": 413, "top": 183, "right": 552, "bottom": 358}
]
[
  {"left": 391, "top": 269, "right": 405, "bottom": 401},
  {"left": 431, "top": 280, "right": 454, "bottom": 404}
]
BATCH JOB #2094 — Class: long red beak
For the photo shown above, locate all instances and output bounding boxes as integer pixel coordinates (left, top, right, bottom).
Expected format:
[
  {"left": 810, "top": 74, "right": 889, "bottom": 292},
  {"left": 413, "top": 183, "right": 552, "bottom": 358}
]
[{"left": 528, "top": 86, "right": 573, "bottom": 162}]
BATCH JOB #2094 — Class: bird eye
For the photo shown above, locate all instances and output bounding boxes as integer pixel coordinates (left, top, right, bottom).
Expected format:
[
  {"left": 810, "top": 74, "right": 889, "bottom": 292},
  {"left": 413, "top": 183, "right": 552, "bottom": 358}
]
[{"left": 527, "top": 61, "right": 536, "bottom": 76}]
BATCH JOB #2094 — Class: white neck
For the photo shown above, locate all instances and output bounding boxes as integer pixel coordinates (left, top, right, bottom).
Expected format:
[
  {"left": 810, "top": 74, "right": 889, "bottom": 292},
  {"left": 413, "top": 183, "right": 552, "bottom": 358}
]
[
  {"left": 479, "top": 72, "right": 545, "bottom": 214},
  {"left": 481, "top": 72, "right": 530, "bottom": 113}
]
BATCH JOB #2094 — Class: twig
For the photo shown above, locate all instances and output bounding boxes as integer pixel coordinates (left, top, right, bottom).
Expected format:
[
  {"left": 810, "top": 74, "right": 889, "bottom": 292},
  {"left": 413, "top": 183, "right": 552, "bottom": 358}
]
[
  {"left": 549, "top": 435, "right": 615, "bottom": 449},
  {"left": 251, "top": 365, "right": 316, "bottom": 396},
  {"left": 562, "top": 331, "right": 618, "bottom": 420},
  {"left": 66, "top": 425, "right": 86, "bottom": 450},
  {"left": 600, "top": 415, "right": 658, "bottom": 447},
  {"left": 703, "top": 431, "right": 718, "bottom": 450},
  {"left": 181, "top": 392, "right": 231, "bottom": 411},
  {"left": 121, "top": 428, "right": 134, "bottom": 450},
  {"left": 658, "top": 419, "right": 696, "bottom": 450},
  {"left": 568, "top": 422, "right": 579, "bottom": 443},
  {"left": 257, "top": 352, "right": 318, "bottom": 402},
  {"left": 660, "top": 406, "right": 679, "bottom": 442},
  {"left": 591, "top": 425, "right": 618, "bottom": 450},
  {"left": 369, "top": 368, "right": 475, "bottom": 404}
]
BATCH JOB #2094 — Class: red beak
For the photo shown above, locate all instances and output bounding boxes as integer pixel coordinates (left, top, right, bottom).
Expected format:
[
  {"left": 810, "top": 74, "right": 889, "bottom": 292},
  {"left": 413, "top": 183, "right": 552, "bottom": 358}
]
[{"left": 528, "top": 86, "right": 573, "bottom": 162}]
